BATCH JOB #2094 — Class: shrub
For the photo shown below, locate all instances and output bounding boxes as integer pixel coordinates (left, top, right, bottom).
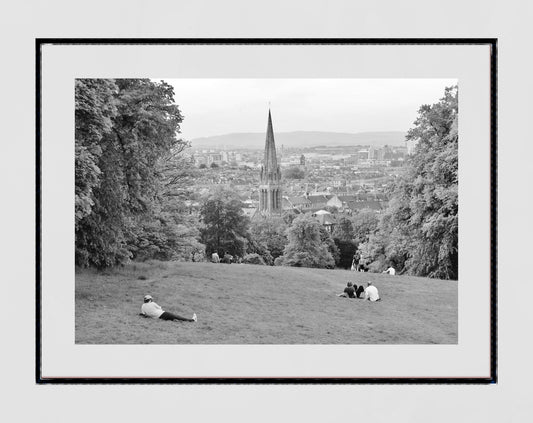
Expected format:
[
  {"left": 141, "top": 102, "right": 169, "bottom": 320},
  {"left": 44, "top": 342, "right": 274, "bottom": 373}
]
[{"left": 242, "top": 253, "right": 266, "bottom": 265}]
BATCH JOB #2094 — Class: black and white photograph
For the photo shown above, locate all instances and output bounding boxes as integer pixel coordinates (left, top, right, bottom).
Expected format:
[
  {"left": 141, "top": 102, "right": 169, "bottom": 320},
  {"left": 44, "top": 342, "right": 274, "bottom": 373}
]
[
  {"left": 37, "top": 40, "right": 495, "bottom": 382},
  {"left": 74, "top": 78, "right": 459, "bottom": 345}
]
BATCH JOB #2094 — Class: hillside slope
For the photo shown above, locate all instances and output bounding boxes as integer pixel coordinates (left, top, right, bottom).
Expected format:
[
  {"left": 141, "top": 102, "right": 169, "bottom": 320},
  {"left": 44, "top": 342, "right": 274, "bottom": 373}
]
[{"left": 75, "top": 261, "right": 457, "bottom": 344}]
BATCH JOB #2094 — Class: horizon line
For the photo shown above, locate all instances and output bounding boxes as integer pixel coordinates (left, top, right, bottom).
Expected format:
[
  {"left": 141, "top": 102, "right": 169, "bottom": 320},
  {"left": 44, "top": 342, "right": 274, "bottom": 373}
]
[{"left": 189, "top": 129, "right": 407, "bottom": 140}]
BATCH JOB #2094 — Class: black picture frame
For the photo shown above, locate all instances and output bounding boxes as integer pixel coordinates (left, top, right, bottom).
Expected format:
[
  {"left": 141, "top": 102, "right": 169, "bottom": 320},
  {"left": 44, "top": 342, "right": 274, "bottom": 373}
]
[{"left": 36, "top": 38, "right": 497, "bottom": 384}]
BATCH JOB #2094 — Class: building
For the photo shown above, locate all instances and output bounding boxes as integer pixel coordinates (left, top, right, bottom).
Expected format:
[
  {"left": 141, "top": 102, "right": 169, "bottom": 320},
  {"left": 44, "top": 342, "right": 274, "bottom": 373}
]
[
  {"left": 207, "top": 153, "right": 222, "bottom": 166},
  {"left": 312, "top": 210, "right": 337, "bottom": 233},
  {"left": 258, "top": 110, "right": 282, "bottom": 215},
  {"left": 332, "top": 179, "right": 346, "bottom": 188},
  {"left": 285, "top": 195, "right": 312, "bottom": 211}
]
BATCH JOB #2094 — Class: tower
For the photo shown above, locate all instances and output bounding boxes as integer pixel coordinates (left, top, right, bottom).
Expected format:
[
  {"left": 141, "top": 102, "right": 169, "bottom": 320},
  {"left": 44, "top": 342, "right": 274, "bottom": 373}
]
[{"left": 259, "top": 109, "right": 282, "bottom": 215}]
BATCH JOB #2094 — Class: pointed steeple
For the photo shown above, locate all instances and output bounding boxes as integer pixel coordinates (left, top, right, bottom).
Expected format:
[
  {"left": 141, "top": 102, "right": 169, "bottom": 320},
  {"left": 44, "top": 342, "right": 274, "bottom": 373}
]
[
  {"left": 263, "top": 109, "right": 278, "bottom": 174},
  {"left": 258, "top": 108, "right": 282, "bottom": 216}
]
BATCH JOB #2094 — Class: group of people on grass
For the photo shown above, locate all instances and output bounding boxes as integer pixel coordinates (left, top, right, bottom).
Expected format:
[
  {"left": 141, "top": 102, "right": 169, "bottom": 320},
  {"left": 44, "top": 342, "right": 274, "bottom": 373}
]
[
  {"left": 351, "top": 252, "right": 397, "bottom": 276},
  {"left": 337, "top": 281, "right": 381, "bottom": 302},
  {"left": 211, "top": 252, "right": 238, "bottom": 264},
  {"left": 140, "top": 263, "right": 395, "bottom": 323}
]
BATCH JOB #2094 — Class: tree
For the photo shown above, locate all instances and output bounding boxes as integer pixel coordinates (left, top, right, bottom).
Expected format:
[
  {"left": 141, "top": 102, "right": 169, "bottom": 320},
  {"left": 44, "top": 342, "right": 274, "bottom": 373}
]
[
  {"left": 276, "top": 214, "right": 334, "bottom": 268},
  {"left": 335, "top": 239, "right": 358, "bottom": 269},
  {"left": 351, "top": 209, "right": 379, "bottom": 245},
  {"left": 282, "top": 209, "right": 300, "bottom": 226},
  {"left": 360, "top": 86, "right": 458, "bottom": 279},
  {"left": 332, "top": 216, "right": 357, "bottom": 269},
  {"left": 199, "top": 188, "right": 250, "bottom": 258},
  {"left": 249, "top": 216, "right": 288, "bottom": 264},
  {"left": 332, "top": 216, "right": 355, "bottom": 241},
  {"left": 319, "top": 226, "right": 340, "bottom": 267},
  {"left": 75, "top": 79, "right": 118, "bottom": 230},
  {"left": 75, "top": 79, "right": 188, "bottom": 267},
  {"left": 283, "top": 166, "right": 305, "bottom": 179}
]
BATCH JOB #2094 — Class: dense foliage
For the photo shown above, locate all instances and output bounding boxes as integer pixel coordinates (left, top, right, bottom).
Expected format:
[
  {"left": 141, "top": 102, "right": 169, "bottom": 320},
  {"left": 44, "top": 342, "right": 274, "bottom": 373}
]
[
  {"left": 75, "top": 79, "right": 202, "bottom": 267},
  {"left": 283, "top": 166, "right": 305, "bottom": 179},
  {"left": 199, "top": 188, "right": 250, "bottom": 258},
  {"left": 242, "top": 253, "right": 266, "bottom": 265},
  {"left": 275, "top": 214, "right": 335, "bottom": 268},
  {"left": 249, "top": 216, "right": 289, "bottom": 264},
  {"left": 359, "top": 86, "right": 458, "bottom": 279}
]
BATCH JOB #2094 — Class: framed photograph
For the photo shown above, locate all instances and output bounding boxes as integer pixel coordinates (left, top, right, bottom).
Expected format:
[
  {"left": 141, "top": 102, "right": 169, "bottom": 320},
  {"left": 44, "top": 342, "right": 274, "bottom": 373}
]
[{"left": 37, "top": 39, "right": 496, "bottom": 383}]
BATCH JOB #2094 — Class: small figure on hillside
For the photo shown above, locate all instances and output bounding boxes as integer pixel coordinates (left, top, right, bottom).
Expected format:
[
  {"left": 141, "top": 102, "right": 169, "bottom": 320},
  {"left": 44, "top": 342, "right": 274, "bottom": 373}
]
[
  {"left": 140, "top": 295, "right": 197, "bottom": 322},
  {"left": 337, "top": 282, "right": 357, "bottom": 298},
  {"left": 222, "top": 253, "right": 233, "bottom": 264},
  {"left": 355, "top": 284, "right": 365, "bottom": 298},
  {"left": 351, "top": 252, "right": 360, "bottom": 271},
  {"left": 364, "top": 281, "right": 381, "bottom": 302},
  {"left": 211, "top": 252, "right": 220, "bottom": 263},
  {"left": 382, "top": 266, "right": 396, "bottom": 275}
]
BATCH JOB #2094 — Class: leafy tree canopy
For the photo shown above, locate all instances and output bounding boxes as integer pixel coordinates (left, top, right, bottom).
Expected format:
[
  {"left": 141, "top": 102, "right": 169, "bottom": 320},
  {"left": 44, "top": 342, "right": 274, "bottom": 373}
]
[
  {"left": 249, "top": 216, "right": 288, "bottom": 263},
  {"left": 283, "top": 166, "right": 305, "bottom": 179},
  {"left": 276, "top": 214, "right": 334, "bottom": 269},
  {"left": 199, "top": 188, "right": 250, "bottom": 258},
  {"left": 360, "top": 86, "right": 458, "bottom": 279},
  {"left": 75, "top": 79, "right": 196, "bottom": 267}
]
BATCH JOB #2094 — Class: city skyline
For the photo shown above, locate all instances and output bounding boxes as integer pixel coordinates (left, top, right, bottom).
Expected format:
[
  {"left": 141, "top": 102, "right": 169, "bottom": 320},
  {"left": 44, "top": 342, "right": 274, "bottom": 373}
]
[{"left": 161, "top": 78, "right": 457, "bottom": 140}]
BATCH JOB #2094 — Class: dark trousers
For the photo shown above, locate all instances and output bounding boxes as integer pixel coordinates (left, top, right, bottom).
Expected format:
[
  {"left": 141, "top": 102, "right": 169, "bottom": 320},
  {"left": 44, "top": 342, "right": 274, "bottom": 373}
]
[{"left": 159, "top": 311, "right": 194, "bottom": 322}]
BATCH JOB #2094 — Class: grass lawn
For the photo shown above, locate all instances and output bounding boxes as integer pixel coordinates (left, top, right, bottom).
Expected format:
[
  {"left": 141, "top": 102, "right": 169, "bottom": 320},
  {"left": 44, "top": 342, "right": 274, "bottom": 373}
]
[{"left": 75, "top": 261, "right": 457, "bottom": 344}]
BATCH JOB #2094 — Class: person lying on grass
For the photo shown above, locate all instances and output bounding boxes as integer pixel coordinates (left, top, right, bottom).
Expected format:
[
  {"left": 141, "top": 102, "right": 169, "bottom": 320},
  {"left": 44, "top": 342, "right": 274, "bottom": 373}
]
[
  {"left": 140, "top": 295, "right": 197, "bottom": 322},
  {"left": 364, "top": 281, "right": 381, "bottom": 302}
]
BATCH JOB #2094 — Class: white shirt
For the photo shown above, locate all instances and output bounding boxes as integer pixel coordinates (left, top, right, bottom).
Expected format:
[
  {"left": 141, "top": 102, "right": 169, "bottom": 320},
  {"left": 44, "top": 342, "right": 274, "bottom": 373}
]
[
  {"left": 386, "top": 267, "right": 396, "bottom": 275},
  {"left": 141, "top": 301, "right": 164, "bottom": 318},
  {"left": 364, "top": 285, "right": 380, "bottom": 301}
]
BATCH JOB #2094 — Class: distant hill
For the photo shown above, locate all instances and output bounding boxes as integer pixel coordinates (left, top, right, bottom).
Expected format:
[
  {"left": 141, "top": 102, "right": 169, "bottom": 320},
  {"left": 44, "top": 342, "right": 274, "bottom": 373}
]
[{"left": 190, "top": 131, "right": 406, "bottom": 149}]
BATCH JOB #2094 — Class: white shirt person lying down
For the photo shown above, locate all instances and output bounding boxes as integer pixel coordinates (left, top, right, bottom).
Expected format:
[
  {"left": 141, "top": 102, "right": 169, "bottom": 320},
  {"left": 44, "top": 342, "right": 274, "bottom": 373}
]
[{"left": 141, "top": 295, "right": 197, "bottom": 322}]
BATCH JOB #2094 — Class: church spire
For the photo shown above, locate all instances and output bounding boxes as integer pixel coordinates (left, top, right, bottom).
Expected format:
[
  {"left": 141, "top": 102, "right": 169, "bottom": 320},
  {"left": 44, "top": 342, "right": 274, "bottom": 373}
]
[
  {"left": 258, "top": 109, "right": 282, "bottom": 215},
  {"left": 263, "top": 109, "right": 278, "bottom": 174}
]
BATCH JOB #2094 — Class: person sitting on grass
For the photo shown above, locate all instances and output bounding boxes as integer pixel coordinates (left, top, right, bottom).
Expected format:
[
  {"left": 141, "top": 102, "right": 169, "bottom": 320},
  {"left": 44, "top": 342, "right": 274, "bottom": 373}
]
[
  {"left": 140, "top": 295, "right": 197, "bottom": 322},
  {"left": 337, "top": 282, "right": 356, "bottom": 298},
  {"left": 355, "top": 284, "right": 365, "bottom": 298},
  {"left": 382, "top": 265, "right": 396, "bottom": 275},
  {"left": 364, "top": 281, "right": 381, "bottom": 302}
]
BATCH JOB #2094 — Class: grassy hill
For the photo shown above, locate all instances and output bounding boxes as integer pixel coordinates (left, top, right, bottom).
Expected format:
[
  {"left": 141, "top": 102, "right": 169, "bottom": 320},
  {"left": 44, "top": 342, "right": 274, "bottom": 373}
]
[{"left": 75, "top": 261, "right": 457, "bottom": 344}]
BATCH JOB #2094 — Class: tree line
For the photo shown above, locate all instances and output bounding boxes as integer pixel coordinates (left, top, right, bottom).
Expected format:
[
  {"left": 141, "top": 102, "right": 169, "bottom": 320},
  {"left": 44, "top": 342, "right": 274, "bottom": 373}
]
[
  {"left": 75, "top": 79, "right": 202, "bottom": 267},
  {"left": 359, "top": 86, "right": 458, "bottom": 279}
]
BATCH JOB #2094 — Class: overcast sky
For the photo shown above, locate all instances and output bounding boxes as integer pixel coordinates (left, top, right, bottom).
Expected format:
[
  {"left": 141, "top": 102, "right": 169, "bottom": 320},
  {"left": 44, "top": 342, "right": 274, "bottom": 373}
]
[{"left": 162, "top": 79, "right": 457, "bottom": 140}]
